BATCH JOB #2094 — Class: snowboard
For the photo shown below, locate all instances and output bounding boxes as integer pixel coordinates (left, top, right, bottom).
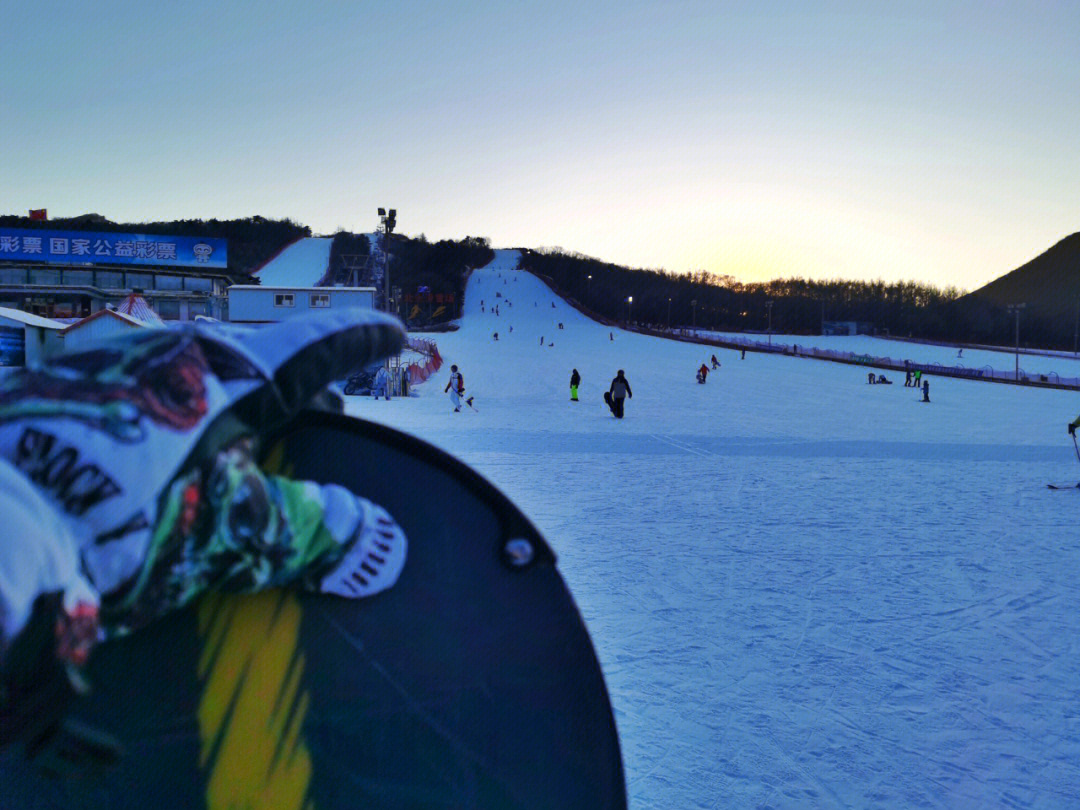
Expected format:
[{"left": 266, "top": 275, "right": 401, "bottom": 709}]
[
  {"left": 1, "top": 412, "right": 626, "bottom": 809},
  {"left": 603, "top": 390, "right": 615, "bottom": 415}
]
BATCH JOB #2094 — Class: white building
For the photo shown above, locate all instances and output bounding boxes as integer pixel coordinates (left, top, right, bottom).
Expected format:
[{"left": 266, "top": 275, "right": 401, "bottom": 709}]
[
  {"left": 59, "top": 308, "right": 156, "bottom": 354},
  {"left": 0, "top": 307, "right": 65, "bottom": 367},
  {"left": 227, "top": 285, "right": 376, "bottom": 323}
]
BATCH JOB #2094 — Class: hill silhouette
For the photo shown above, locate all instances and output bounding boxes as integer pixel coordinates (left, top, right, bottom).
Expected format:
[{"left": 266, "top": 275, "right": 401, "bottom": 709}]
[{"left": 963, "top": 232, "right": 1080, "bottom": 349}]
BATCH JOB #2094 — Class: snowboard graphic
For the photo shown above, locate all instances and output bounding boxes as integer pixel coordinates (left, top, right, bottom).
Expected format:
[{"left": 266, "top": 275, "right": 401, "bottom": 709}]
[{"left": 1, "top": 413, "right": 626, "bottom": 810}]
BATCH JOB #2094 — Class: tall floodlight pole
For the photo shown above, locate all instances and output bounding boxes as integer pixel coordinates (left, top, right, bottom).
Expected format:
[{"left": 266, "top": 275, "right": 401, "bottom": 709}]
[
  {"left": 692, "top": 299, "right": 697, "bottom": 329},
  {"left": 377, "top": 208, "right": 397, "bottom": 312},
  {"left": 628, "top": 295, "right": 633, "bottom": 324},
  {"left": 766, "top": 300, "right": 774, "bottom": 346},
  {"left": 587, "top": 274, "right": 592, "bottom": 300},
  {"left": 1007, "top": 303, "right": 1025, "bottom": 379},
  {"left": 667, "top": 297, "right": 672, "bottom": 329}
]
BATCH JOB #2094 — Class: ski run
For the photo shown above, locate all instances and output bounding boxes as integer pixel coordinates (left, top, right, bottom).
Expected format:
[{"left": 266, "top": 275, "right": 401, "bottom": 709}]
[{"left": 349, "top": 250, "right": 1080, "bottom": 809}]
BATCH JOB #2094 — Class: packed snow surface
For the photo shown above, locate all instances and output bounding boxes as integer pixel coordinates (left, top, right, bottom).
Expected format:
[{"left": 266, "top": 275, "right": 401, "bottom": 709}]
[
  {"left": 349, "top": 250, "right": 1080, "bottom": 809},
  {"left": 254, "top": 237, "right": 332, "bottom": 287}
]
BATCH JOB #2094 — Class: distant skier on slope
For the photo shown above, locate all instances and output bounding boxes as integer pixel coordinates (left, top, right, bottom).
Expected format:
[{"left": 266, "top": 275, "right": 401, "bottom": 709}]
[
  {"left": 373, "top": 364, "right": 391, "bottom": 400},
  {"left": 445, "top": 364, "right": 465, "bottom": 412},
  {"left": 698, "top": 363, "right": 709, "bottom": 384},
  {"left": 570, "top": 369, "right": 581, "bottom": 402},
  {"left": 0, "top": 310, "right": 409, "bottom": 762},
  {"left": 710, "top": 354, "right": 720, "bottom": 369},
  {"left": 605, "top": 370, "right": 633, "bottom": 419}
]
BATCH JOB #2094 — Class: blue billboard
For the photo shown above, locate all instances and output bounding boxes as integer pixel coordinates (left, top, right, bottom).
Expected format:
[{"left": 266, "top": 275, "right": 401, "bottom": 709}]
[{"left": 0, "top": 228, "right": 227, "bottom": 269}]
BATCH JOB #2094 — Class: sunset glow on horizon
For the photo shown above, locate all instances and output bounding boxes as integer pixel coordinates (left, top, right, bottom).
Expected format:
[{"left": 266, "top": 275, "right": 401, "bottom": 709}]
[{"left": 3, "top": 1, "right": 1077, "bottom": 291}]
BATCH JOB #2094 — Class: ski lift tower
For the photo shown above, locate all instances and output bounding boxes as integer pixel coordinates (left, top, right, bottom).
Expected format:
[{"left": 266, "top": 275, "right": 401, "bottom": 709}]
[{"left": 377, "top": 208, "right": 396, "bottom": 312}]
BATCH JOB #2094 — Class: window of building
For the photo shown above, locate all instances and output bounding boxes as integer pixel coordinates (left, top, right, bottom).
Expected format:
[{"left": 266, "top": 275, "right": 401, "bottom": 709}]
[
  {"left": 184, "top": 276, "right": 213, "bottom": 292},
  {"left": 126, "top": 272, "right": 153, "bottom": 290},
  {"left": 63, "top": 270, "right": 94, "bottom": 286},
  {"left": 96, "top": 271, "right": 123, "bottom": 289},
  {"left": 310, "top": 293, "right": 330, "bottom": 308},
  {"left": 274, "top": 293, "right": 295, "bottom": 307},
  {"left": 155, "top": 274, "right": 183, "bottom": 291},
  {"left": 0, "top": 268, "right": 27, "bottom": 285},
  {"left": 28, "top": 269, "right": 61, "bottom": 286}
]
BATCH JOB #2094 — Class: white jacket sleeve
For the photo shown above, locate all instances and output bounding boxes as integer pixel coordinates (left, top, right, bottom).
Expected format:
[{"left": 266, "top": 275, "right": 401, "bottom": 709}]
[{"left": 0, "top": 458, "right": 98, "bottom": 653}]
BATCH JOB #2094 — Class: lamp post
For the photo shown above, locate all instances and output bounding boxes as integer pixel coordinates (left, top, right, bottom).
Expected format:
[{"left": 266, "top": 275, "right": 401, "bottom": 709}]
[
  {"left": 691, "top": 299, "right": 697, "bottom": 329},
  {"left": 1007, "top": 303, "right": 1025, "bottom": 380},
  {"left": 627, "top": 295, "right": 633, "bottom": 324},
  {"left": 377, "top": 208, "right": 397, "bottom": 313},
  {"left": 587, "top": 274, "right": 592, "bottom": 300},
  {"left": 766, "top": 300, "right": 774, "bottom": 346},
  {"left": 667, "top": 297, "right": 672, "bottom": 330}
]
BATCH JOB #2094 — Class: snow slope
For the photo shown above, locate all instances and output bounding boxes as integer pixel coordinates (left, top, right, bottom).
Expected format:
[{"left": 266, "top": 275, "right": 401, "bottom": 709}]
[
  {"left": 254, "top": 237, "right": 333, "bottom": 287},
  {"left": 700, "top": 329, "right": 1080, "bottom": 381},
  {"left": 349, "top": 249, "right": 1080, "bottom": 809}
]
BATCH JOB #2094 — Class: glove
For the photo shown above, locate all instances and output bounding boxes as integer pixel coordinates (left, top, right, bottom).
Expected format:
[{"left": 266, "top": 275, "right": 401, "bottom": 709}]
[
  {"left": 318, "top": 495, "right": 407, "bottom": 598},
  {"left": 0, "top": 309, "right": 406, "bottom": 627}
]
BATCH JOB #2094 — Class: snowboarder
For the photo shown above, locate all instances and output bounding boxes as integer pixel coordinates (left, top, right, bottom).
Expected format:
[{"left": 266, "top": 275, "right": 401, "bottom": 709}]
[
  {"left": 605, "top": 370, "right": 633, "bottom": 419},
  {"left": 445, "top": 364, "right": 465, "bottom": 412},
  {"left": 609, "top": 332, "right": 614, "bottom": 341},
  {"left": 698, "top": 364, "right": 709, "bottom": 384},
  {"left": 373, "top": 364, "right": 391, "bottom": 400},
  {"left": 493, "top": 332, "right": 499, "bottom": 341},
  {"left": 913, "top": 369, "right": 923, "bottom": 387},
  {"left": 878, "top": 374, "right": 892, "bottom": 385},
  {"left": 570, "top": 369, "right": 581, "bottom": 402},
  {"left": 868, "top": 372, "right": 876, "bottom": 384},
  {"left": 710, "top": 354, "right": 720, "bottom": 369},
  {"left": 0, "top": 310, "right": 409, "bottom": 761},
  {"left": 957, "top": 349, "right": 963, "bottom": 358},
  {"left": 922, "top": 379, "right": 930, "bottom": 402},
  {"left": 740, "top": 349, "right": 746, "bottom": 360},
  {"left": 904, "top": 370, "right": 913, "bottom": 387}
]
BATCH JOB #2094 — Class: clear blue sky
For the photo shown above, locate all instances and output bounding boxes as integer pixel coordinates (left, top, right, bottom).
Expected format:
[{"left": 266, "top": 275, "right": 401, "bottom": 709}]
[{"left": 2, "top": 1, "right": 1077, "bottom": 289}]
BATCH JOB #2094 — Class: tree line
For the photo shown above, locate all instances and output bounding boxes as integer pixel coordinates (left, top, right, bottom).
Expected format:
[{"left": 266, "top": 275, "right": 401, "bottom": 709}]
[{"left": 516, "top": 248, "right": 1077, "bottom": 349}]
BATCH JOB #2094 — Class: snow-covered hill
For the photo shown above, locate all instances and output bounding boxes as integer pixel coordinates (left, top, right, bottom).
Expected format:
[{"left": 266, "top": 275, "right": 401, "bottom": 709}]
[
  {"left": 253, "top": 236, "right": 333, "bottom": 287},
  {"left": 349, "top": 250, "right": 1080, "bottom": 809}
]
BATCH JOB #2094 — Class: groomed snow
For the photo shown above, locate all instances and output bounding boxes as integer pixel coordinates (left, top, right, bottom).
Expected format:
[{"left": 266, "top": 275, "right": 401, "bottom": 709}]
[
  {"left": 254, "top": 237, "right": 333, "bottom": 287},
  {"left": 349, "top": 249, "right": 1080, "bottom": 809}
]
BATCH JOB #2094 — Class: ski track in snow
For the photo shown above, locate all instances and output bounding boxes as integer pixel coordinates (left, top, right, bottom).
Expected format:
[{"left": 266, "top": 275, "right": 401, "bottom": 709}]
[{"left": 349, "top": 251, "right": 1080, "bottom": 809}]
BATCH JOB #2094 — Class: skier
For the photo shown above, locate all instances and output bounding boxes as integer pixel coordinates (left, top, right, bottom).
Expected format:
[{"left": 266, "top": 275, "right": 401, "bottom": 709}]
[
  {"left": 0, "top": 310, "right": 409, "bottom": 759},
  {"left": 372, "top": 364, "right": 391, "bottom": 400},
  {"left": 913, "top": 369, "right": 923, "bottom": 387},
  {"left": 904, "top": 370, "right": 913, "bottom": 387},
  {"left": 740, "top": 349, "right": 746, "bottom": 360},
  {"left": 493, "top": 332, "right": 499, "bottom": 341},
  {"left": 570, "top": 369, "right": 581, "bottom": 402},
  {"left": 710, "top": 354, "right": 720, "bottom": 370},
  {"left": 445, "top": 364, "right": 465, "bottom": 412},
  {"left": 868, "top": 372, "right": 876, "bottom": 384},
  {"left": 922, "top": 379, "right": 930, "bottom": 402},
  {"left": 957, "top": 349, "right": 963, "bottom": 358},
  {"left": 606, "top": 370, "right": 633, "bottom": 419}
]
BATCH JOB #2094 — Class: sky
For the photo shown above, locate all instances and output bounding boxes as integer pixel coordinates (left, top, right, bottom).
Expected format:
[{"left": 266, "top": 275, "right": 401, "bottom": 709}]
[{"left": 2, "top": 1, "right": 1078, "bottom": 290}]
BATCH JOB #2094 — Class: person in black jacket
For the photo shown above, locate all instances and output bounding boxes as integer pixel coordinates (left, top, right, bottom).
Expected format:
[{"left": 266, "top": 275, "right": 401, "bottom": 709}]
[
  {"left": 570, "top": 369, "right": 581, "bottom": 401},
  {"left": 607, "top": 370, "right": 633, "bottom": 418}
]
